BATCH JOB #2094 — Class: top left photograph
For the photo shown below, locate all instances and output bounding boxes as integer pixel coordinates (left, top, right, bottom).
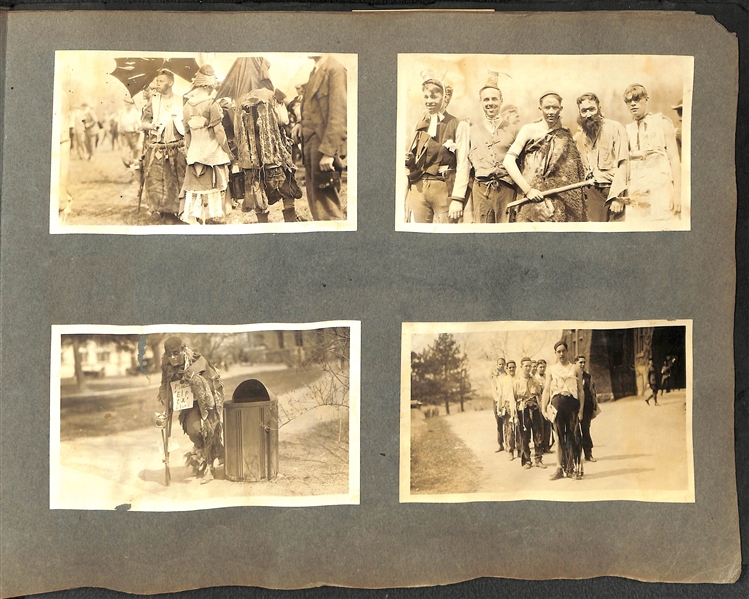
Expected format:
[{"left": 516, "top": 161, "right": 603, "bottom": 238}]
[{"left": 50, "top": 51, "right": 357, "bottom": 234}]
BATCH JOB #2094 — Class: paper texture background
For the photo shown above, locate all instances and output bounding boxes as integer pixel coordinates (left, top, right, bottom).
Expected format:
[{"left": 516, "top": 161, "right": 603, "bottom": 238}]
[{"left": 0, "top": 10, "right": 740, "bottom": 596}]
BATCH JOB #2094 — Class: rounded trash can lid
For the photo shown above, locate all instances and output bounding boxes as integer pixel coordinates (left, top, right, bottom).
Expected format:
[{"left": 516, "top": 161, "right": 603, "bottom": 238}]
[{"left": 232, "top": 379, "right": 273, "bottom": 403}]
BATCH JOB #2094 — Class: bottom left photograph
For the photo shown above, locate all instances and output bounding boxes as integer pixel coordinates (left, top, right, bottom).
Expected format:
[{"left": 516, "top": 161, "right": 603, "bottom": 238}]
[{"left": 50, "top": 321, "right": 360, "bottom": 511}]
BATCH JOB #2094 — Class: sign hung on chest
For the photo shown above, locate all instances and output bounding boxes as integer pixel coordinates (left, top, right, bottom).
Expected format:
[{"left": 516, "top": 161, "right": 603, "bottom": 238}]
[{"left": 171, "top": 380, "right": 195, "bottom": 411}]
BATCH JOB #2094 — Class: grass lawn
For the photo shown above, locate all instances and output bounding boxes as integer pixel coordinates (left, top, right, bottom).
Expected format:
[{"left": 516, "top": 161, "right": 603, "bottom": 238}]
[
  {"left": 60, "top": 367, "right": 325, "bottom": 441},
  {"left": 410, "top": 415, "right": 483, "bottom": 495}
]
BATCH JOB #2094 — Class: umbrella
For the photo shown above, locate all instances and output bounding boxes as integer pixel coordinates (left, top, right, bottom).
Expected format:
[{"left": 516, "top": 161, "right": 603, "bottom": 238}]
[
  {"left": 109, "top": 57, "right": 200, "bottom": 97},
  {"left": 215, "top": 57, "right": 274, "bottom": 102}
]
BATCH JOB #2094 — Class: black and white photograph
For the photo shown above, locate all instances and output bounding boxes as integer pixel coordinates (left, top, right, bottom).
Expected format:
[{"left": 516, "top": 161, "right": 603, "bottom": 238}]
[
  {"left": 401, "top": 320, "right": 693, "bottom": 503},
  {"left": 50, "top": 322, "right": 360, "bottom": 511},
  {"left": 51, "top": 51, "right": 357, "bottom": 234},
  {"left": 396, "top": 54, "right": 692, "bottom": 232}
]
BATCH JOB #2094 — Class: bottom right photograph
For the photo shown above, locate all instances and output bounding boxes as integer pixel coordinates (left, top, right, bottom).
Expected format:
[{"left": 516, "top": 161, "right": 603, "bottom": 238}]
[{"left": 400, "top": 320, "right": 693, "bottom": 503}]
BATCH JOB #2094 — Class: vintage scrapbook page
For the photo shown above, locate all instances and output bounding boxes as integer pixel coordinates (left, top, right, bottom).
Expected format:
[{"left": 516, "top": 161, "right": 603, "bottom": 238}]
[{"left": 0, "top": 9, "right": 741, "bottom": 598}]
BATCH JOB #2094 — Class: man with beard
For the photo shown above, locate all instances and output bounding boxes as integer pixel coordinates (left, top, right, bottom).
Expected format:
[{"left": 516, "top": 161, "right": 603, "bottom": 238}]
[
  {"left": 503, "top": 92, "right": 587, "bottom": 222},
  {"left": 465, "top": 72, "right": 518, "bottom": 223},
  {"left": 622, "top": 84, "right": 682, "bottom": 223},
  {"left": 405, "top": 70, "right": 470, "bottom": 223},
  {"left": 573, "top": 93, "right": 629, "bottom": 222},
  {"left": 142, "top": 69, "right": 187, "bottom": 223}
]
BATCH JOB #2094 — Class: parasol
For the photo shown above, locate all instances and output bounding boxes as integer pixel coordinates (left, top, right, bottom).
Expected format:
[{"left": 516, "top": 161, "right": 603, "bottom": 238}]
[
  {"left": 215, "top": 57, "right": 274, "bottom": 102},
  {"left": 109, "top": 57, "right": 201, "bottom": 97}
]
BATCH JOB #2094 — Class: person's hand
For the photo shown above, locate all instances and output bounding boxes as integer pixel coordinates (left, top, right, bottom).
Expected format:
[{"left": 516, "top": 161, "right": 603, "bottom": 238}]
[
  {"left": 448, "top": 199, "right": 464, "bottom": 220},
  {"left": 578, "top": 409, "right": 585, "bottom": 422},
  {"left": 671, "top": 198, "right": 682, "bottom": 214},
  {"left": 609, "top": 199, "right": 625, "bottom": 214},
  {"left": 291, "top": 123, "right": 302, "bottom": 144},
  {"left": 526, "top": 188, "right": 544, "bottom": 202},
  {"left": 319, "top": 155, "right": 335, "bottom": 171}
]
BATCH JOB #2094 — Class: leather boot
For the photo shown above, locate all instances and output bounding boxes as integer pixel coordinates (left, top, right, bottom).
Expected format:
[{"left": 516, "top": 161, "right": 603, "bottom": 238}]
[
  {"left": 282, "top": 207, "right": 298, "bottom": 222},
  {"left": 255, "top": 211, "right": 270, "bottom": 223}
]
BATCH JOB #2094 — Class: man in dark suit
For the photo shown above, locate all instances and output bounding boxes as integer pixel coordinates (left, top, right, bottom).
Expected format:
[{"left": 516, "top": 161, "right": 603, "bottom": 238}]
[
  {"left": 575, "top": 355, "right": 599, "bottom": 462},
  {"left": 299, "top": 54, "right": 347, "bottom": 220}
]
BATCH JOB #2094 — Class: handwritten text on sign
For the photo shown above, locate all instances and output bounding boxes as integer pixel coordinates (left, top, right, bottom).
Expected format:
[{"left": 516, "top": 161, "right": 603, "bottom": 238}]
[{"left": 171, "top": 380, "right": 195, "bottom": 411}]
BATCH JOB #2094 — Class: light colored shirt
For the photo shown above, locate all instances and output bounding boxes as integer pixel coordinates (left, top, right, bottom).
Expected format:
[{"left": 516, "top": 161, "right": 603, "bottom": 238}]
[
  {"left": 547, "top": 361, "right": 580, "bottom": 399},
  {"left": 150, "top": 93, "right": 184, "bottom": 142},
  {"left": 573, "top": 118, "right": 628, "bottom": 185}
]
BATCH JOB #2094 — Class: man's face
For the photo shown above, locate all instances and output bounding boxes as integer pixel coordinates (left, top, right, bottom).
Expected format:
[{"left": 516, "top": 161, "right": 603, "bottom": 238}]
[
  {"left": 496, "top": 359, "right": 506, "bottom": 373},
  {"left": 522, "top": 361, "right": 532, "bottom": 377},
  {"left": 507, "top": 363, "right": 516, "bottom": 377},
  {"left": 423, "top": 84, "right": 444, "bottom": 115},
  {"left": 531, "top": 362, "right": 538, "bottom": 375},
  {"left": 539, "top": 96, "right": 562, "bottom": 126},
  {"left": 166, "top": 348, "right": 184, "bottom": 368},
  {"left": 556, "top": 346, "right": 568, "bottom": 362},
  {"left": 576, "top": 357, "right": 586, "bottom": 372},
  {"left": 480, "top": 88, "right": 502, "bottom": 120},
  {"left": 538, "top": 363, "right": 546, "bottom": 376},
  {"left": 626, "top": 95, "right": 649, "bottom": 120},
  {"left": 154, "top": 74, "right": 172, "bottom": 95},
  {"left": 578, "top": 99, "right": 599, "bottom": 122}
]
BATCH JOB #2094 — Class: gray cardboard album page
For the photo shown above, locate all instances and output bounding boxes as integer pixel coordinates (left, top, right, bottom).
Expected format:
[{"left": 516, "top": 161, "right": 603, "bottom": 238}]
[{"left": 0, "top": 9, "right": 740, "bottom": 596}]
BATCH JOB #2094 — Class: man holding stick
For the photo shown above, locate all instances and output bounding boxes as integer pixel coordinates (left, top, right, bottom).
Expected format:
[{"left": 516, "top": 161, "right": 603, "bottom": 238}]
[{"left": 503, "top": 91, "right": 588, "bottom": 222}]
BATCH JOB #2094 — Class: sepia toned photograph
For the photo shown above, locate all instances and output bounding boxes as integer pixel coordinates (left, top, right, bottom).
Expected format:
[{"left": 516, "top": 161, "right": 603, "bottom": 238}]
[
  {"left": 50, "top": 322, "right": 360, "bottom": 511},
  {"left": 50, "top": 51, "right": 357, "bottom": 234},
  {"left": 401, "top": 321, "right": 693, "bottom": 503},
  {"left": 396, "top": 54, "right": 692, "bottom": 232}
]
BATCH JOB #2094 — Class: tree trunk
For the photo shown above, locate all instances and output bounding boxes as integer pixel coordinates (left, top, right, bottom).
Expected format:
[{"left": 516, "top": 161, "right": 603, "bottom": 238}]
[
  {"left": 460, "top": 397, "right": 464, "bottom": 412},
  {"left": 444, "top": 397, "right": 450, "bottom": 415},
  {"left": 72, "top": 337, "right": 86, "bottom": 391}
]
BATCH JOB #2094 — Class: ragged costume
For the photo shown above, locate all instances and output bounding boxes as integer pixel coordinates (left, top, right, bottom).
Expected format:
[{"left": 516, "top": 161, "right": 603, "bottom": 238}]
[
  {"left": 515, "top": 123, "right": 587, "bottom": 222},
  {"left": 142, "top": 93, "right": 187, "bottom": 215},
  {"left": 180, "top": 96, "right": 233, "bottom": 223},
  {"left": 234, "top": 88, "right": 303, "bottom": 222},
  {"left": 158, "top": 346, "right": 225, "bottom": 480}
]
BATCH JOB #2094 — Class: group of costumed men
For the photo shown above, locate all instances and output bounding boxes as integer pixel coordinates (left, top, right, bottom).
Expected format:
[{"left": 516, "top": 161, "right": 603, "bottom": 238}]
[
  {"left": 492, "top": 341, "right": 599, "bottom": 481},
  {"left": 405, "top": 69, "right": 682, "bottom": 224},
  {"left": 140, "top": 54, "right": 347, "bottom": 225}
]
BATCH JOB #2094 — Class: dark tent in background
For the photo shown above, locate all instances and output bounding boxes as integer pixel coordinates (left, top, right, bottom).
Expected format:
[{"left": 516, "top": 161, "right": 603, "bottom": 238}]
[{"left": 216, "top": 57, "right": 274, "bottom": 102}]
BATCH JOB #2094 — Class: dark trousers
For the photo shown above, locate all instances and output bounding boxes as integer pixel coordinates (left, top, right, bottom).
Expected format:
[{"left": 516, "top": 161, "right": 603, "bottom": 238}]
[
  {"left": 303, "top": 134, "right": 345, "bottom": 221},
  {"left": 542, "top": 417, "right": 553, "bottom": 452},
  {"left": 518, "top": 405, "right": 544, "bottom": 465},
  {"left": 581, "top": 400, "right": 595, "bottom": 457},
  {"left": 472, "top": 179, "right": 515, "bottom": 223},
  {"left": 585, "top": 184, "right": 611, "bottom": 222},
  {"left": 551, "top": 394, "right": 582, "bottom": 476},
  {"left": 501, "top": 413, "right": 516, "bottom": 452},
  {"left": 494, "top": 412, "right": 505, "bottom": 449}
]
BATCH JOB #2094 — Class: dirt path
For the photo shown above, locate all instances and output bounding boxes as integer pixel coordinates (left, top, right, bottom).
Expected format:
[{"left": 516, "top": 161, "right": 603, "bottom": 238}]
[
  {"left": 55, "top": 405, "right": 350, "bottom": 511},
  {"left": 440, "top": 391, "right": 690, "bottom": 501},
  {"left": 63, "top": 146, "right": 347, "bottom": 226}
]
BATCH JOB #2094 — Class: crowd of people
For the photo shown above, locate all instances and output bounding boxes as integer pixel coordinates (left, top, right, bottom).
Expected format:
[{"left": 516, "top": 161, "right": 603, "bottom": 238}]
[
  {"left": 65, "top": 54, "right": 348, "bottom": 225},
  {"left": 405, "top": 69, "right": 683, "bottom": 225},
  {"left": 491, "top": 341, "right": 599, "bottom": 481}
]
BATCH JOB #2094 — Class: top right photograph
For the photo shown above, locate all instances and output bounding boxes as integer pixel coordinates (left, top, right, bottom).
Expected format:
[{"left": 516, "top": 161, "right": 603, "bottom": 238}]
[{"left": 396, "top": 54, "right": 693, "bottom": 233}]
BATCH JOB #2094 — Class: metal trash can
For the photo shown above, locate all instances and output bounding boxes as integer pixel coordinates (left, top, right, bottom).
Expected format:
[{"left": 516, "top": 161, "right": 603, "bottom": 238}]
[{"left": 224, "top": 379, "right": 279, "bottom": 482}]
